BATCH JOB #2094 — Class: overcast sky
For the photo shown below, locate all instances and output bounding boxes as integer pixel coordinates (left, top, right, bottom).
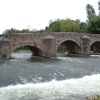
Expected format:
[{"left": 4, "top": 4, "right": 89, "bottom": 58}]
[{"left": 0, "top": 0, "right": 99, "bottom": 34}]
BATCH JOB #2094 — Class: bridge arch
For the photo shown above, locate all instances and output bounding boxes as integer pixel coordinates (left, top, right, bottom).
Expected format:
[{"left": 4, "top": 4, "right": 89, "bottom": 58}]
[
  {"left": 90, "top": 41, "right": 100, "bottom": 53},
  {"left": 57, "top": 39, "right": 81, "bottom": 55},
  {"left": 12, "top": 44, "right": 43, "bottom": 56}
]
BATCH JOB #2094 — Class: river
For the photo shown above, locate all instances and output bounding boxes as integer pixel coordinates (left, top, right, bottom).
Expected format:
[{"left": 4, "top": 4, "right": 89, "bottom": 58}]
[{"left": 0, "top": 52, "right": 100, "bottom": 100}]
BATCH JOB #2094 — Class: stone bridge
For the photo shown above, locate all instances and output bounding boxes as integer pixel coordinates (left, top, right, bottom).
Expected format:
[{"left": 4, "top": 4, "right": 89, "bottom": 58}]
[{"left": 0, "top": 32, "right": 100, "bottom": 59}]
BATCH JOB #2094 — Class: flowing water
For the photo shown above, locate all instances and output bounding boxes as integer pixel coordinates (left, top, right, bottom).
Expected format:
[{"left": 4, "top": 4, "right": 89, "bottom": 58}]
[{"left": 0, "top": 52, "right": 100, "bottom": 100}]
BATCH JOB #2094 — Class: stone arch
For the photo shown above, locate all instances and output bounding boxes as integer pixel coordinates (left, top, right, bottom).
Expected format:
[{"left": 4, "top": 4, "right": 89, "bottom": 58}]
[
  {"left": 90, "top": 41, "right": 100, "bottom": 53},
  {"left": 12, "top": 44, "right": 43, "bottom": 56},
  {"left": 57, "top": 39, "right": 81, "bottom": 54}
]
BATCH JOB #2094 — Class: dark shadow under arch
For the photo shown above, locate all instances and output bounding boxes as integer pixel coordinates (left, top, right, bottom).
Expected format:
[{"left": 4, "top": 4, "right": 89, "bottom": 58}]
[
  {"left": 13, "top": 45, "right": 43, "bottom": 57},
  {"left": 57, "top": 40, "right": 81, "bottom": 55},
  {"left": 91, "top": 41, "right": 100, "bottom": 53}
]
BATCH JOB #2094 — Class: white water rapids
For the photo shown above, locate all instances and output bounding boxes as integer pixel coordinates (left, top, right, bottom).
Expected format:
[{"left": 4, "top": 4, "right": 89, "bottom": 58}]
[
  {"left": 0, "top": 53, "right": 100, "bottom": 100},
  {"left": 0, "top": 74, "right": 100, "bottom": 100}
]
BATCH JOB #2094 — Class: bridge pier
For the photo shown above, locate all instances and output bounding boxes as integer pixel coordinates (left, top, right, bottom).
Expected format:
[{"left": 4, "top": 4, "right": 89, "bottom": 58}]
[
  {"left": 0, "top": 37, "right": 12, "bottom": 60},
  {"left": 42, "top": 35, "right": 56, "bottom": 57},
  {"left": 81, "top": 35, "right": 90, "bottom": 55}
]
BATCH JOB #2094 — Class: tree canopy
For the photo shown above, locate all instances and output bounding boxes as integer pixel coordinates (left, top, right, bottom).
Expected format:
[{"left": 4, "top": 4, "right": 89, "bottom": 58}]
[
  {"left": 45, "top": 19, "right": 60, "bottom": 32},
  {"left": 86, "top": 4, "right": 96, "bottom": 19},
  {"left": 86, "top": 3, "right": 100, "bottom": 34},
  {"left": 60, "top": 19, "right": 80, "bottom": 32},
  {"left": 3, "top": 28, "right": 30, "bottom": 34},
  {"left": 86, "top": 15, "right": 100, "bottom": 34},
  {"left": 45, "top": 18, "right": 81, "bottom": 32}
]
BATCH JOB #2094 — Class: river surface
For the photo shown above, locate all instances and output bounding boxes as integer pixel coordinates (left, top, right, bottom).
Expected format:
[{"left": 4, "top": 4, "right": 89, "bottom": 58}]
[{"left": 0, "top": 52, "right": 100, "bottom": 100}]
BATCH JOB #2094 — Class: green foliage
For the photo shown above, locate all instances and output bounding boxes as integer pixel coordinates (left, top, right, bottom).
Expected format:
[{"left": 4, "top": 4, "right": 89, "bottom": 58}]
[
  {"left": 75, "top": 19, "right": 87, "bottom": 32},
  {"left": 3, "top": 28, "right": 30, "bottom": 34},
  {"left": 98, "top": 1, "right": 100, "bottom": 15},
  {"left": 21, "top": 29, "right": 29, "bottom": 33},
  {"left": 3, "top": 28, "right": 18, "bottom": 34},
  {"left": 86, "top": 4, "right": 96, "bottom": 19},
  {"left": 86, "top": 15, "right": 100, "bottom": 34},
  {"left": 45, "top": 18, "right": 82, "bottom": 32},
  {"left": 3, "top": 18, "right": 83, "bottom": 34},
  {"left": 3, "top": 28, "right": 47, "bottom": 34},
  {"left": 3, "top": 1, "right": 100, "bottom": 34},
  {"left": 60, "top": 18, "right": 80, "bottom": 32},
  {"left": 45, "top": 19, "right": 61, "bottom": 32},
  {"left": 14, "top": 46, "right": 28, "bottom": 51},
  {"left": 86, "top": 3, "right": 100, "bottom": 34}
]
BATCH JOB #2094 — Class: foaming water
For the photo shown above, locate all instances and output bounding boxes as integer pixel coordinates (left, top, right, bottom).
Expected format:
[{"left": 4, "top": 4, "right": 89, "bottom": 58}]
[
  {"left": 0, "top": 74, "right": 100, "bottom": 100},
  {"left": 1, "top": 53, "right": 100, "bottom": 100},
  {"left": 12, "top": 52, "right": 32, "bottom": 59},
  {"left": 90, "top": 55, "right": 100, "bottom": 57}
]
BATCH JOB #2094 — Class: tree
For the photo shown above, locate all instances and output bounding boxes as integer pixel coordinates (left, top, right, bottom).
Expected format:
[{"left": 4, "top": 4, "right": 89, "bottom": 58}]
[
  {"left": 3, "top": 28, "right": 19, "bottom": 34},
  {"left": 86, "top": 4, "right": 96, "bottom": 19},
  {"left": 21, "top": 29, "right": 29, "bottom": 33},
  {"left": 45, "top": 19, "right": 61, "bottom": 32},
  {"left": 60, "top": 18, "right": 80, "bottom": 32},
  {"left": 86, "top": 15, "right": 100, "bottom": 34},
  {"left": 75, "top": 19, "right": 87, "bottom": 32},
  {"left": 86, "top": 3, "right": 100, "bottom": 34},
  {"left": 3, "top": 28, "right": 31, "bottom": 34},
  {"left": 98, "top": 0, "right": 100, "bottom": 16}
]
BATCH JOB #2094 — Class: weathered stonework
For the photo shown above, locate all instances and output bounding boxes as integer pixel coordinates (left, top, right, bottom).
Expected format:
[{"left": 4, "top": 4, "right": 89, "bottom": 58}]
[
  {"left": 81, "top": 35, "right": 90, "bottom": 55},
  {"left": 0, "top": 32, "right": 100, "bottom": 59},
  {"left": 42, "top": 35, "right": 56, "bottom": 57},
  {"left": 0, "top": 37, "right": 12, "bottom": 59}
]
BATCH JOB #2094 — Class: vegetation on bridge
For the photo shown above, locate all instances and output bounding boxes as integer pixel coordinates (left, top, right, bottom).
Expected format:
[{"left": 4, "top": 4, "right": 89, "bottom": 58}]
[{"left": 3, "top": 1, "right": 100, "bottom": 34}]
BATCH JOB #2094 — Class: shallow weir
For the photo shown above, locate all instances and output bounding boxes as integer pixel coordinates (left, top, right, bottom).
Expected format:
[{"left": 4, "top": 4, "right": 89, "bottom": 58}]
[{"left": 0, "top": 74, "right": 100, "bottom": 100}]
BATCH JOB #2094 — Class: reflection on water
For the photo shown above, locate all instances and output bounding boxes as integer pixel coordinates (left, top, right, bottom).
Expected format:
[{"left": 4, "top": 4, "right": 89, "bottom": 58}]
[
  {"left": 0, "top": 52, "right": 100, "bottom": 100},
  {"left": 28, "top": 56, "right": 61, "bottom": 62}
]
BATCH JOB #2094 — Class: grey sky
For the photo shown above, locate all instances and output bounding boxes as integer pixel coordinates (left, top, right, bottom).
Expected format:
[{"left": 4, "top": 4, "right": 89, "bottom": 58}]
[{"left": 0, "top": 0, "right": 99, "bottom": 34}]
